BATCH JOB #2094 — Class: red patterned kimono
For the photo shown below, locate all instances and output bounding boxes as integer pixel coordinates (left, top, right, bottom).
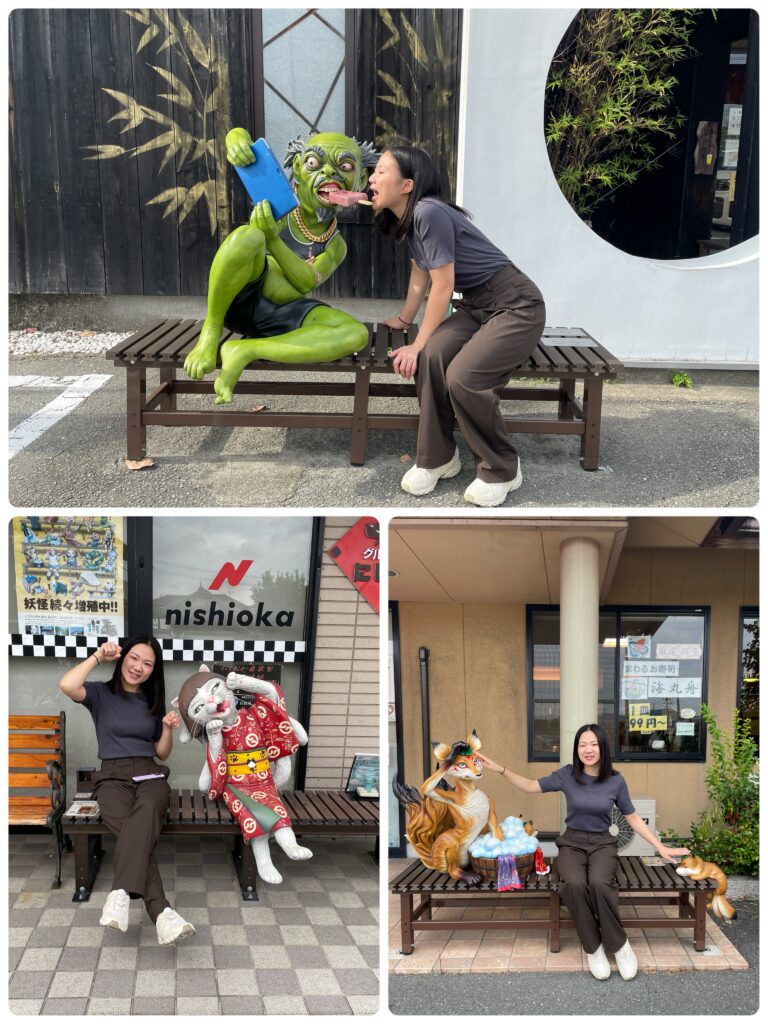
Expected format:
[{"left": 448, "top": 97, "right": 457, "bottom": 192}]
[{"left": 206, "top": 685, "right": 300, "bottom": 840}]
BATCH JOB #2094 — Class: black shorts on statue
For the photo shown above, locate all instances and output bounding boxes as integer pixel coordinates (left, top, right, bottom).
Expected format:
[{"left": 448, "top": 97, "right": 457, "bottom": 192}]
[{"left": 223, "top": 263, "right": 328, "bottom": 338}]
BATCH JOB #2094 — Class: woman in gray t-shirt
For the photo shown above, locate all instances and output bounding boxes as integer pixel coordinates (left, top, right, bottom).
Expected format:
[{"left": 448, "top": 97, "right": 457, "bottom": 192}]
[
  {"left": 480, "top": 723, "right": 689, "bottom": 981},
  {"left": 369, "top": 146, "right": 546, "bottom": 507},
  {"left": 59, "top": 635, "right": 195, "bottom": 946}
]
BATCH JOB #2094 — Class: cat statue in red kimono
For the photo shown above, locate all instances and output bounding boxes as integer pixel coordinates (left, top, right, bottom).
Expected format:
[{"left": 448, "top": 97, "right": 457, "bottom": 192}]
[{"left": 172, "top": 667, "right": 312, "bottom": 884}]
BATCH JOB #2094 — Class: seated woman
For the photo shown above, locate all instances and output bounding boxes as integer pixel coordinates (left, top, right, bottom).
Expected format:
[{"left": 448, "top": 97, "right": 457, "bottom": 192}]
[
  {"left": 59, "top": 635, "right": 195, "bottom": 945},
  {"left": 184, "top": 128, "right": 378, "bottom": 404},
  {"left": 480, "top": 724, "right": 690, "bottom": 980}
]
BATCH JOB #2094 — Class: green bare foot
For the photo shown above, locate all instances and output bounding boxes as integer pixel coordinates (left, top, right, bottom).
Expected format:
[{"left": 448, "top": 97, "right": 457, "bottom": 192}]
[
  {"left": 184, "top": 321, "right": 223, "bottom": 379},
  {"left": 213, "top": 339, "right": 256, "bottom": 404}
]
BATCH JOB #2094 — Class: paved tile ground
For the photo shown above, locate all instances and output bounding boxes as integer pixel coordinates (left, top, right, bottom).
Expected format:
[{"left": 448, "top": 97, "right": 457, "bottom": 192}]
[
  {"left": 388, "top": 858, "right": 747, "bottom": 976},
  {"left": 8, "top": 832, "right": 379, "bottom": 1015}
]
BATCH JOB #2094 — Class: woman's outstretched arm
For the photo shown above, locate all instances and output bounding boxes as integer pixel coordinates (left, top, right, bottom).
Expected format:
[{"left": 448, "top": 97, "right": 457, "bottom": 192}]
[
  {"left": 391, "top": 262, "right": 454, "bottom": 379},
  {"left": 477, "top": 753, "right": 542, "bottom": 794},
  {"left": 59, "top": 642, "right": 121, "bottom": 702}
]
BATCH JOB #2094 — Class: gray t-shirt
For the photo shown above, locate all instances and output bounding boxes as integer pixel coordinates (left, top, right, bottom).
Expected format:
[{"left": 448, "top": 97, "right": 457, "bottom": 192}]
[
  {"left": 78, "top": 681, "right": 162, "bottom": 760},
  {"left": 538, "top": 764, "right": 635, "bottom": 832},
  {"left": 405, "top": 197, "right": 511, "bottom": 290}
]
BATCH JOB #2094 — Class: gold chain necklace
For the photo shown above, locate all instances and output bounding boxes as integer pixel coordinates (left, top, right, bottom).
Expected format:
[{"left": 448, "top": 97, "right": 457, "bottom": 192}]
[{"left": 291, "top": 203, "right": 337, "bottom": 244}]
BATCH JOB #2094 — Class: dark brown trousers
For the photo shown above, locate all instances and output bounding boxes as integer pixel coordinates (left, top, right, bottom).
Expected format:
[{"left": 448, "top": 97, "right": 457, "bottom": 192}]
[
  {"left": 415, "top": 264, "right": 546, "bottom": 482},
  {"left": 93, "top": 757, "right": 171, "bottom": 923},
  {"left": 555, "top": 827, "right": 627, "bottom": 955}
]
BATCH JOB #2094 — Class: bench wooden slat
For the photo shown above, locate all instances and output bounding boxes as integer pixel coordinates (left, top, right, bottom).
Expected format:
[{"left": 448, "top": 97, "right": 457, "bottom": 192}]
[
  {"left": 9, "top": 733, "right": 62, "bottom": 751},
  {"left": 286, "top": 790, "right": 325, "bottom": 824},
  {"left": 9, "top": 796, "right": 55, "bottom": 824},
  {"left": 10, "top": 715, "right": 63, "bottom": 730},
  {"left": 10, "top": 752, "right": 60, "bottom": 769},
  {"left": 192, "top": 788, "right": 206, "bottom": 823},
  {"left": 321, "top": 789, "right": 369, "bottom": 824},
  {"left": 10, "top": 772, "right": 52, "bottom": 788}
]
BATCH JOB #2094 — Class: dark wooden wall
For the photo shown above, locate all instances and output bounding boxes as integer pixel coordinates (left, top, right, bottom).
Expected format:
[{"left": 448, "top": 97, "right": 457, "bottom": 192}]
[{"left": 10, "top": 8, "right": 462, "bottom": 299}]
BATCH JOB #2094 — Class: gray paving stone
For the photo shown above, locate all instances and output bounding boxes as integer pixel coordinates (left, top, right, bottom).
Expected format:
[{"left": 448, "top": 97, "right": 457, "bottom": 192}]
[
  {"left": 38, "top": 908, "right": 78, "bottom": 927},
  {"left": 137, "top": 943, "right": 176, "bottom": 969},
  {"left": 131, "top": 997, "right": 177, "bottom": 1015},
  {"left": 261, "top": 995, "right": 308, "bottom": 1014},
  {"left": 9, "top": 971, "right": 54, "bottom": 998},
  {"left": 66, "top": 927, "right": 106, "bottom": 947},
  {"left": 90, "top": 970, "right": 136, "bottom": 998},
  {"left": 221, "top": 995, "right": 266, "bottom": 1014},
  {"left": 176, "top": 996, "right": 221, "bottom": 1015},
  {"left": 174, "top": 968, "right": 218, "bottom": 995},
  {"left": 47, "top": 971, "right": 94, "bottom": 999},
  {"left": 333, "top": 967, "right": 379, "bottom": 995},
  {"left": 96, "top": 947, "right": 138, "bottom": 971},
  {"left": 211, "top": 923, "right": 247, "bottom": 946},
  {"left": 274, "top": 907, "right": 312, "bottom": 925},
  {"left": 9, "top": 908, "right": 44, "bottom": 927},
  {"left": 216, "top": 968, "right": 259, "bottom": 996},
  {"left": 56, "top": 947, "right": 100, "bottom": 971},
  {"left": 41, "top": 998, "right": 89, "bottom": 1015},
  {"left": 213, "top": 945, "right": 253, "bottom": 969},
  {"left": 337, "top": 907, "right": 378, "bottom": 926},
  {"left": 305, "top": 905, "right": 343, "bottom": 926},
  {"left": 133, "top": 969, "right": 177, "bottom": 997},
  {"left": 255, "top": 968, "right": 302, "bottom": 996},
  {"left": 359, "top": 945, "right": 379, "bottom": 968},
  {"left": 9, "top": 946, "right": 24, "bottom": 972},
  {"left": 17, "top": 947, "right": 62, "bottom": 972},
  {"left": 279, "top": 924, "right": 320, "bottom": 945},
  {"left": 318, "top": 925, "right": 355, "bottom": 946},
  {"left": 8, "top": 999, "right": 45, "bottom": 1015},
  {"left": 323, "top": 945, "right": 369, "bottom": 969},
  {"left": 249, "top": 944, "right": 292, "bottom": 970},
  {"left": 305, "top": 994, "right": 353, "bottom": 1015},
  {"left": 240, "top": 905, "right": 277, "bottom": 925},
  {"left": 287, "top": 944, "right": 330, "bottom": 969},
  {"left": 347, "top": 995, "right": 380, "bottom": 1014},
  {"left": 176, "top": 944, "right": 216, "bottom": 968},
  {"left": 245, "top": 924, "right": 282, "bottom": 945},
  {"left": 26, "top": 925, "right": 70, "bottom": 948},
  {"left": 296, "top": 968, "right": 343, "bottom": 995},
  {"left": 86, "top": 998, "right": 133, "bottom": 1014}
]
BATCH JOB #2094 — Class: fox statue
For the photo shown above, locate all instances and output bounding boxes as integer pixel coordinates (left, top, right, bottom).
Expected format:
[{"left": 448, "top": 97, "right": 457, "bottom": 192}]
[
  {"left": 676, "top": 855, "right": 737, "bottom": 920},
  {"left": 393, "top": 730, "right": 503, "bottom": 884}
]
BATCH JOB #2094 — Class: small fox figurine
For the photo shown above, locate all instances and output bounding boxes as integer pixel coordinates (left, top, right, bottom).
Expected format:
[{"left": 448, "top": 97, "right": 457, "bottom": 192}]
[
  {"left": 676, "top": 855, "right": 737, "bottom": 920},
  {"left": 393, "top": 730, "right": 503, "bottom": 884}
]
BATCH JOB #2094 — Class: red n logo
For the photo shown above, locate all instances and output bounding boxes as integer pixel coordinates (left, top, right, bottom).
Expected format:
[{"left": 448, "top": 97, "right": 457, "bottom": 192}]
[{"left": 209, "top": 560, "right": 253, "bottom": 590}]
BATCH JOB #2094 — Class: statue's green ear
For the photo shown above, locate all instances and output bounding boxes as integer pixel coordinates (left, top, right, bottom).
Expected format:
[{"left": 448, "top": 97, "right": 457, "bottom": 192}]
[{"left": 292, "top": 153, "right": 303, "bottom": 179}]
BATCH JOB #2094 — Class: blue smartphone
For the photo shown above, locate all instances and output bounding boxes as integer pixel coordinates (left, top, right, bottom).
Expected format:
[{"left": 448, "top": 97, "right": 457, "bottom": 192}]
[{"left": 234, "top": 138, "right": 299, "bottom": 220}]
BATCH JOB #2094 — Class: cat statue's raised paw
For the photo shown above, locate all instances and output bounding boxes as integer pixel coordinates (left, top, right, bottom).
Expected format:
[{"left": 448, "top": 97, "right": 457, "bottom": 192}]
[{"left": 173, "top": 667, "right": 312, "bottom": 884}]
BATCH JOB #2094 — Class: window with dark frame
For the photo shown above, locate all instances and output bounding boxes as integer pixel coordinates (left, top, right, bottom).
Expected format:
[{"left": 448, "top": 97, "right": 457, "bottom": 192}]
[
  {"left": 738, "top": 607, "right": 759, "bottom": 750},
  {"left": 528, "top": 606, "right": 709, "bottom": 762}
]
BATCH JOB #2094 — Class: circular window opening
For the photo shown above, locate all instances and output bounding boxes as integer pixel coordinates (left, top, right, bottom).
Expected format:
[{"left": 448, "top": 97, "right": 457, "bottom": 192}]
[{"left": 544, "top": 9, "right": 758, "bottom": 260}]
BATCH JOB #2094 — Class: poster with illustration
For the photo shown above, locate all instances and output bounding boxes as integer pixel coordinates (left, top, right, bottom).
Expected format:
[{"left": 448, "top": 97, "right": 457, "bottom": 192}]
[
  {"left": 626, "top": 635, "right": 652, "bottom": 659},
  {"left": 14, "top": 516, "right": 124, "bottom": 636}
]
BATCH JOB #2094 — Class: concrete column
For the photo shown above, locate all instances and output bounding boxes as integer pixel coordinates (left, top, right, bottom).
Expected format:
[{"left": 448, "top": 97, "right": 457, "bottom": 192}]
[{"left": 559, "top": 537, "right": 600, "bottom": 829}]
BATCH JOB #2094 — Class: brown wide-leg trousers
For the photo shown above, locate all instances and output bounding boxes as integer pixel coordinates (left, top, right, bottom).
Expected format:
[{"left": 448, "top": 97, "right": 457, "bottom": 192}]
[
  {"left": 555, "top": 827, "right": 627, "bottom": 954},
  {"left": 415, "top": 264, "right": 546, "bottom": 482},
  {"left": 93, "top": 757, "right": 171, "bottom": 923}
]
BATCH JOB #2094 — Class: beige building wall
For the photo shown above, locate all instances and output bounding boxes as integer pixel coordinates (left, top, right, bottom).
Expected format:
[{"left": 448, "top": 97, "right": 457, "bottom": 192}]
[
  {"left": 303, "top": 518, "right": 379, "bottom": 788},
  {"left": 396, "top": 547, "right": 757, "bottom": 837}
]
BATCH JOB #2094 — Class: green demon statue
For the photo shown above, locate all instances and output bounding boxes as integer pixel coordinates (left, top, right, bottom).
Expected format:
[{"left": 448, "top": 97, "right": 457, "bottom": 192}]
[{"left": 184, "top": 127, "right": 378, "bottom": 404}]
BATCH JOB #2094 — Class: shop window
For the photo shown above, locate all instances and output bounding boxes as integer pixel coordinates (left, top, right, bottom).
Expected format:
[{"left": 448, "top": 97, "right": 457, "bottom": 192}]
[
  {"left": 529, "top": 607, "right": 708, "bottom": 761},
  {"left": 739, "top": 608, "right": 759, "bottom": 750}
]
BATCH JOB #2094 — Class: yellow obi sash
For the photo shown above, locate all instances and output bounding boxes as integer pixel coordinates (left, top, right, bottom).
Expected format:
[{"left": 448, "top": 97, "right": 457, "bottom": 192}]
[{"left": 226, "top": 748, "right": 269, "bottom": 776}]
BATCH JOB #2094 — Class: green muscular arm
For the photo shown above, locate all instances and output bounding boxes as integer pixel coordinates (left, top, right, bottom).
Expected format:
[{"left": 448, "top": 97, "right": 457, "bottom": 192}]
[{"left": 250, "top": 200, "right": 347, "bottom": 298}]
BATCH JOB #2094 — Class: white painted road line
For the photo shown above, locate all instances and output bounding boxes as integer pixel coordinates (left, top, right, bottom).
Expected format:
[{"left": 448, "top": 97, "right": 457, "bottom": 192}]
[{"left": 8, "top": 374, "right": 112, "bottom": 458}]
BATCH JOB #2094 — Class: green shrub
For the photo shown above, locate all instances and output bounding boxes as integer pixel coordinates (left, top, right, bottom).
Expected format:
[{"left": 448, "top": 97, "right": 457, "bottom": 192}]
[{"left": 670, "top": 370, "right": 694, "bottom": 389}]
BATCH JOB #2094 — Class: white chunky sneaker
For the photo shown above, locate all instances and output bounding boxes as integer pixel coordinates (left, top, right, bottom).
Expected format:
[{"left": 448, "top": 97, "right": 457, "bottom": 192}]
[
  {"left": 586, "top": 944, "right": 611, "bottom": 980},
  {"left": 614, "top": 939, "right": 638, "bottom": 980},
  {"left": 401, "top": 448, "right": 461, "bottom": 496},
  {"left": 156, "top": 907, "right": 196, "bottom": 945},
  {"left": 464, "top": 460, "right": 523, "bottom": 507},
  {"left": 100, "top": 888, "right": 130, "bottom": 932}
]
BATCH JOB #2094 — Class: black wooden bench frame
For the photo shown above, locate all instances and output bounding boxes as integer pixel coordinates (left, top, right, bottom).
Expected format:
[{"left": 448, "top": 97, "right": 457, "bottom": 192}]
[
  {"left": 107, "top": 319, "right": 622, "bottom": 470},
  {"left": 391, "top": 855, "right": 716, "bottom": 956},
  {"left": 63, "top": 771, "right": 378, "bottom": 903}
]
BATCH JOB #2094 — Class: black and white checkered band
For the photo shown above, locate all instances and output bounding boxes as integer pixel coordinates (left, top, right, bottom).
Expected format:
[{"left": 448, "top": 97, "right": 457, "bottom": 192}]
[{"left": 8, "top": 635, "right": 306, "bottom": 663}]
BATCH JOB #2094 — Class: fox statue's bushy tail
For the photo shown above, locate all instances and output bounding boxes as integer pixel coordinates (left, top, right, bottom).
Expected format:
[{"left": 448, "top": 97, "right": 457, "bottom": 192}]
[{"left": 392, "top": 778, "right": 454, "bottom": 869}]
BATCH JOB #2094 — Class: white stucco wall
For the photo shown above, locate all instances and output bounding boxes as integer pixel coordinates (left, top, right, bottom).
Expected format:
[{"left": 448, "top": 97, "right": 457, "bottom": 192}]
[{"left": 457, "top": 9, "right": 758, "bottom": 366}]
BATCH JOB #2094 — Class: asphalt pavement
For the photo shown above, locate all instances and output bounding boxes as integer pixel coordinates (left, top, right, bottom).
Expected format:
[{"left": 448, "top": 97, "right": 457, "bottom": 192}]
[
  {"left": 9, "top": 354, "right": 757, "bottom": 509},
  {"left": 8, "top": 296, "right": 758, "bottom": 509},
  {"left": 388, "top": 897, "right": 759, "bottom": 1016}
]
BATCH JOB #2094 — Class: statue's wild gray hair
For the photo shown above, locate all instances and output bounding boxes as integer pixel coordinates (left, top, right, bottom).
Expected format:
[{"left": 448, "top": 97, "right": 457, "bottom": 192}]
[{"left": 284, "top": 134, "right": 379, "bottom": 180}]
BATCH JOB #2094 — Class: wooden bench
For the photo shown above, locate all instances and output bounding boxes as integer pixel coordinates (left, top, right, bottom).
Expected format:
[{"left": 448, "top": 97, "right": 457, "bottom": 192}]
[
  {"left": 107, "top": 319, "right": 622, "bottom": 470},
  {"left": 9, "top": 713, "right": 68, "bottom": 889},
  {"left": 391, "top": 854, "right": 716, "bottom": 955},
  {"left": 63, "top": 771, "right": 378, "bottom": 903}
]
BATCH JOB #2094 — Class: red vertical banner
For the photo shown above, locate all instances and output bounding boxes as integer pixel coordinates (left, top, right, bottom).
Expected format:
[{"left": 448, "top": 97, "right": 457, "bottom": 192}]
[{"left": 326, "top": 517, "right": 380, "bottom": 613}]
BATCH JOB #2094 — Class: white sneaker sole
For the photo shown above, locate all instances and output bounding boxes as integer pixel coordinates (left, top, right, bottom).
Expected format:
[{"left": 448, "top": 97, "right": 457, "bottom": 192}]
[
  {"left": 158, "top": 923, "right": 195, "bottom": 946},
  {"left": 100, "top": 914, "right": 128, "bottom": 932},
  {"left": 464, "top": 467, "right": 523, "bottom": 507},
  {"left": 401, "top": 455, "right": 461, "bottom": 496}
]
